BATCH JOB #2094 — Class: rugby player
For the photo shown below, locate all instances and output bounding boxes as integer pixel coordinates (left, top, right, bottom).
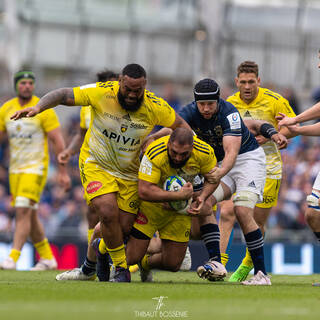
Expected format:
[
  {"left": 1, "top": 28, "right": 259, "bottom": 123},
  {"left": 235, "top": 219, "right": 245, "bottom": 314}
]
[
  {"left": 180, "top": 78, "right": 270, "bottom": 285},
  {"left": 0, "top": 71, "right": 71, "bottom": 270},
  {"left": 126, "top": 128, "right": 225, "bottom": 280},
  {"left": 220, "top": 61, "right": 295, "bottom": 282}
]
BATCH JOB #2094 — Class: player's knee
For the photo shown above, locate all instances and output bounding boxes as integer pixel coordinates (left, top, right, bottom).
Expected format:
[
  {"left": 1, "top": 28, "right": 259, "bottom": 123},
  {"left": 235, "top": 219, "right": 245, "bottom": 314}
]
[
  {"left": 162, "top": 255, "right": 183, "bottom": 272},
  {"left": 220, "top": 207, "right": 236, "bottom": 224},
  {"left": 87, "top": 205, "right": 99, "bottom": 228},
  {"left": 122, "top": 224, "right": 132, "bottom": 238},
  {"left": 98, "top": 207, "right": 118, "bottom": 225},
  {"left": 233, "top": 191, "right": 258, "bottom": 209},
  {"left": 163, "top": 261, "right": 180, "bottom": 272},
  {"left": 200, "top": 202, "right": 215, "bottom": 216}
]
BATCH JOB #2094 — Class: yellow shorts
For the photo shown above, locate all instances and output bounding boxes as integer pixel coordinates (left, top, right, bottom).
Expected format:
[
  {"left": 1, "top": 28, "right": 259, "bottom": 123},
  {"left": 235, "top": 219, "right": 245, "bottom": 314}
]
[
  {"left": 134, "top": 201, "right": 191, "bottom": 242},
  {"left": 79, "top": 160, "right": 139, "bottom": 214},
  {"left": 9, "top": 173, "right": 46, "bottom": 205},
  {"left": 256, "top": 178, "right": 281, "bottom": 209}
]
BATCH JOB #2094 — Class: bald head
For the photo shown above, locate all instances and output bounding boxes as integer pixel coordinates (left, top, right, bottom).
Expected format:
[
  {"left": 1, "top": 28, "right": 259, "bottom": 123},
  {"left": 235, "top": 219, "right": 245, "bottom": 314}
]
[{"left": 169, "top": 128, "right": 193, "bottom": 146}]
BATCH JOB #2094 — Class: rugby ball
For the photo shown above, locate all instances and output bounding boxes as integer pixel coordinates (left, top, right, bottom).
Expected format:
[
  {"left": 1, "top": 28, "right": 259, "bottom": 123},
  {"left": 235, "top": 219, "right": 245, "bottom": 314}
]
[{"left": 163, "top": 176, "right": 192, "bottom": 214}]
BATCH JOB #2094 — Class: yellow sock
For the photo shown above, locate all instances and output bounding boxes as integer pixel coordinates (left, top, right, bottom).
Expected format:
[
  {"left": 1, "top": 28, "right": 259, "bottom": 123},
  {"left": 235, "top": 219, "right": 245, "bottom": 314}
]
[
  {"left": 242, "top": 247, "right": 253, "bottom": 267},
  {"left": 107, "top": 244, "right": 127, "bottom": 269},
  {"left": 141, "top": 254, "right": 151, "bottom": 271},
  {"left": 221, "top": 253, "right": 229, "bottom": 267},
  {"left": 129, "top": 264, "right": 139, "bottom": 273},
  {"left": 34, "top": 238, "right": 53, "bottom": 260},
  {"left": 9, "top": 249, "right": 21, "bottom": 263},
  {"left": 99, "top": 238, "right": 108, "bottom": 254},
  {"left": 87, "top": 228, "right": 94, "bottom": 246}
]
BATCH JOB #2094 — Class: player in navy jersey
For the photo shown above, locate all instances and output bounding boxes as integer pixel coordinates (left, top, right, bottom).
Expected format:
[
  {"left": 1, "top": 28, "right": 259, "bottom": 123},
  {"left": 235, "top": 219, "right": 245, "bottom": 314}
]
[{"left": 180, "top": 79, "right": 270, "bottom": 285}]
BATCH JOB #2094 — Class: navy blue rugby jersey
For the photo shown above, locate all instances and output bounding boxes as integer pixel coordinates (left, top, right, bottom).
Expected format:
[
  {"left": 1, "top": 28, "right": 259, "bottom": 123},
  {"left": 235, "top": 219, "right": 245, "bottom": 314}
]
[{"left": 179, "top": 99, "right": 259, "bottom": 162}]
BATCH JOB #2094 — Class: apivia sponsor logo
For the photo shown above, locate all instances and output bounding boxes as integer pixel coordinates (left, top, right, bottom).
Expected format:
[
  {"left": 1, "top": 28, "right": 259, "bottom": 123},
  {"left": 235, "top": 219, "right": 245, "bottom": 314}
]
[{"left": 102, "top": 129, "right": 140, "bottom": 146}]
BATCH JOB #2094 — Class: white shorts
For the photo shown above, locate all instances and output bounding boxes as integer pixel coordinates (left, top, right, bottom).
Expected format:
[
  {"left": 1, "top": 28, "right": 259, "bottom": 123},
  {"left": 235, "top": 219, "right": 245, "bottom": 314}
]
[
  {"left": 312, "top": 171, "right": 320, "bottom": 191},
  {"left": 220, "top": 147, "right": 266, "bottom": 203}
]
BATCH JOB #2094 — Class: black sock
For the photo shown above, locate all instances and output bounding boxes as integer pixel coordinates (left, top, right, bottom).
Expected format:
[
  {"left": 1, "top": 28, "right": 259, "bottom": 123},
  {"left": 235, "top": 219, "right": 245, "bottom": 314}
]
[
  {"left": 200, "top": 223, "right": 221, "bottom": 262},
  {"left": 314, "top": 232, "right": 320, "bottom": 241},
  {"left": 81, "top": 257, "right": 96, "bottom": 276},
  {"left": 244, "top": 228, "right": 266, "bottom": 275}
]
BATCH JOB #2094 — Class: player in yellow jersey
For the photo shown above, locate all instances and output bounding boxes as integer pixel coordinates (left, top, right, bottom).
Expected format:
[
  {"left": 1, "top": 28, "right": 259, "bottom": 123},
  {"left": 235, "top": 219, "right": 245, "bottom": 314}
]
[
  {"left": 57, "top": 70, "right": 119, "bottom": 281},
  {"left": 11, "top": 64, "right": 190, "bottom": 282},
  {"left": 126, "top": 128, "right": 226, "bottom": 281},
  {"left": 219, "top": 61, "right": 295, "bottom": 282},
  {"left": 0, "top": 71, "right": 71, "bottom": 270}
]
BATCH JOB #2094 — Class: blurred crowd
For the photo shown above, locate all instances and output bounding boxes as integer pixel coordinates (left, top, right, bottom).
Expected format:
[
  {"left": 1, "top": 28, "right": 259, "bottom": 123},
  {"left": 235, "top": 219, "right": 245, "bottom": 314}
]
[{"left": 0, "top": 83, "right": 320, "bottom": 241}]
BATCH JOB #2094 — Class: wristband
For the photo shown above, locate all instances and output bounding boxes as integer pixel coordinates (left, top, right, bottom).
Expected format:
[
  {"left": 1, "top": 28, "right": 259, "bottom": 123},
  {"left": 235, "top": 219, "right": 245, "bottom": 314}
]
[{"left": 260, "top": 123, "right": 278, "bottom": 139}]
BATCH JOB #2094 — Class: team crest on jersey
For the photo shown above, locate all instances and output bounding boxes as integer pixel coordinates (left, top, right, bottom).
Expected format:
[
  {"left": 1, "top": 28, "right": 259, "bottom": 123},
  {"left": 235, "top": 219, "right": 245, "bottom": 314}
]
[
  {"left": 16, "top": 124, "right": 21, "bottom": 132},
  {"left": 214, "top": 126, "right": 223, "bottom": 137},
  {"left": 121, "top": 124, "right": 128, "bottom": 132},
  {"left": 86, "top": 181, "right": 102, "bottom": 194}
]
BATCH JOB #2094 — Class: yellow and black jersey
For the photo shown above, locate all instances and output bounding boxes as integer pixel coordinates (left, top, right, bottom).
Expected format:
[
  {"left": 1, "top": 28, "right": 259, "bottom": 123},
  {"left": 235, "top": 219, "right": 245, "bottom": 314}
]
[
  {"left": 0, "top": 96, "right": 60, "bottom": 175},
  {"left": 73, "top": 81, "right": 176, "bottom": 181},
  {"left": 139, "top": 135, "right": 217, "bottom": 186},
  {"left": 227, "top": 87, "right": 296, "bottom": 179},
  {"left": 80, "top": 105, "right": 91, "bottom": 130}
]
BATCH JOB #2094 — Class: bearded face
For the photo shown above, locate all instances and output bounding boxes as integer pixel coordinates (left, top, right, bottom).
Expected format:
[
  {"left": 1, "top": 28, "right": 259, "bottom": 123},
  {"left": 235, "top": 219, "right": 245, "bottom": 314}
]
[
  {"left": 167, "top": 140, "right": 192, "bottom": 169},
  {"left": 117, "top": 90, "right": 144, "bottom": 111},
  {"left": 118, "top": 75, "right": 146, "bottom": 112}
]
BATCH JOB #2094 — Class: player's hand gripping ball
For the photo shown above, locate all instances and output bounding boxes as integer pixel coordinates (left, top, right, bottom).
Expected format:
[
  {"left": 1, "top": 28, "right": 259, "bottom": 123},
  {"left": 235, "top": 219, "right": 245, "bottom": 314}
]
[{"left": 163, "top": 176, "right": 192, "bottom": 214}]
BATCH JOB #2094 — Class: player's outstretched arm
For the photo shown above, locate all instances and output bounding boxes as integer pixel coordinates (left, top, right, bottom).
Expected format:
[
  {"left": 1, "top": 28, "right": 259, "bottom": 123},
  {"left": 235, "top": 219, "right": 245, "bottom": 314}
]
[
  {"left": 277, "top": 101, "right": 320, "bottom": 128},
  {"left": 10, "top": 88, "right": 75, "bottom": 120},
  {"left": 284, "top": 122, "right": 320, "bottom": 137}
]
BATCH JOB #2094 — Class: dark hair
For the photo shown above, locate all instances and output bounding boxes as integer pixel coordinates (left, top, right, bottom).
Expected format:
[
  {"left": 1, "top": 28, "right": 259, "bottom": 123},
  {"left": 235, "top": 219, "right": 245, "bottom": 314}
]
[
  {"left": 237, "top": 61, "right": 259, "bottom": 77},
  {"left": 194, "top": 78, "right": 220, "bottom": 102},
  {"left": 122, "top": 63, "right": 146, "bottom": 79},
  {"left": 96, "top": 70, "right": 118, "bottom": 82},
  {"left": 169, "top": 128, "right": 193, "bottom": 146}
]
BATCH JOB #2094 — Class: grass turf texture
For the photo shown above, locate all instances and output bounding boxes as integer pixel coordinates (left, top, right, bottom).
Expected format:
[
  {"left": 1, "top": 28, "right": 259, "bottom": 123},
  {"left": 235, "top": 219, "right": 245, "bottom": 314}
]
[{"left": 0, "top": 271, "right": 319, "bottom": 320}]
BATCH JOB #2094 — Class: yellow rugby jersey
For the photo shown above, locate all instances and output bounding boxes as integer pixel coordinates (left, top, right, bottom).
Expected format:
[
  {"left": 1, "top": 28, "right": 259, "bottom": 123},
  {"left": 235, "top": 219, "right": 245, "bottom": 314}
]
[
  {"left": 73, "top": 81, "right": 176, "bottom": 180},
  {"left": 0, "top": 96, "right": 60, "bottom": 174},
  {"left": 227, "top": 87, "right": 296, "bottom": 179},
  {"left": 80, "top": 105, "right": 91, "bottom": 130},
  {"left": 139, "top": 135, "right": 217, "bottom": 187}
]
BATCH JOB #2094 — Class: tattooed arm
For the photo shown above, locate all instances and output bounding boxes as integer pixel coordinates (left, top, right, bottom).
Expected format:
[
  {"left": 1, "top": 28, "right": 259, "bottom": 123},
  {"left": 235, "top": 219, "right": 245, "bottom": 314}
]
[{"left": 11, "top": 88, "right": 75, "bottom": 120}]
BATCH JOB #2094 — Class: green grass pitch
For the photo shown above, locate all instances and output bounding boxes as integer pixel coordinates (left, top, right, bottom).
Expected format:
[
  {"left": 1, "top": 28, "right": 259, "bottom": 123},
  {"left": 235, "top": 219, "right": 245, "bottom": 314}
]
[{"left": 0, "top": 271, "right": 319, "bottom": 320}]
